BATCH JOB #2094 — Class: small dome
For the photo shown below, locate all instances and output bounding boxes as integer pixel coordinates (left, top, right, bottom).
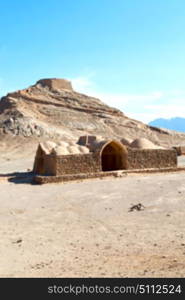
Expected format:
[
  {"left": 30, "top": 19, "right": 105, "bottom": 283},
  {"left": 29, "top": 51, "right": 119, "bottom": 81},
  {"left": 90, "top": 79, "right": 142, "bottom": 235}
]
[
  {"left": 130, "top": 138, "right": 163, "bottom": 149},
  {"left": 120, "top": 137, "right": 131, "bottom": 146},
  {"left": 52, "top": 146, "right": 69, "bottom": 155},
  {"left": 78, "top": 145, "right": 89, "bottom": 153},
  {"left": 68, "top": 141, "right": 77, "bottom": 146},
  {"left": 68, "top": 146, "right": 81, "bottom": 154},
  {"left": 58, "top": 141, "right": 69, "bottom": 147}
]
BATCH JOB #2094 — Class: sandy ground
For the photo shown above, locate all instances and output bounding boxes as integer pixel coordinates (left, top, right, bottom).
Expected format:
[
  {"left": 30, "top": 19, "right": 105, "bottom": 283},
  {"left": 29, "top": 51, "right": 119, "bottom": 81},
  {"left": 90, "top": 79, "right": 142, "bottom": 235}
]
[{"left": 0, "top": 153, "right": 185, "bottom": 278}]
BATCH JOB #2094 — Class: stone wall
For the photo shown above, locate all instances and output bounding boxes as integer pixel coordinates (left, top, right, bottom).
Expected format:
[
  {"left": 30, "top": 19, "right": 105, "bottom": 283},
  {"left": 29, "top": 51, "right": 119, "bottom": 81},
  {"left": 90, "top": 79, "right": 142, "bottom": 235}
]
[
  {"left": 34, "top": 167, "right": 185, "bottom": 184},
  {"left": 35, "top": 147, "right": 177, "bottom": 177},
  {"left": 127, "top": 148, "right": 177, "bottom": 169},
  {"left": 56, "top": 152, "right": 101, "bottom": 175}
]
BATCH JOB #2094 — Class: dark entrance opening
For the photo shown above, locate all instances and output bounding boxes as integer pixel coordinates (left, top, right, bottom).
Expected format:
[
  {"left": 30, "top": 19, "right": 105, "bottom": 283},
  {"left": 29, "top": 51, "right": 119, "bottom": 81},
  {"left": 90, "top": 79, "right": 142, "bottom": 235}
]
[{"left": 101, "top": 141, "right": 127, "bottom": 171}]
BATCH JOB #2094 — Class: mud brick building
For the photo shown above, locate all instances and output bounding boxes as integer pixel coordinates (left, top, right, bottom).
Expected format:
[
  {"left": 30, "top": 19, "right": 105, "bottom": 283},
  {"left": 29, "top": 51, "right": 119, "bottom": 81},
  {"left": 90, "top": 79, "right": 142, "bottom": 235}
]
[{"left": 33, "top": 135, "right": 177, "bottom": 178}]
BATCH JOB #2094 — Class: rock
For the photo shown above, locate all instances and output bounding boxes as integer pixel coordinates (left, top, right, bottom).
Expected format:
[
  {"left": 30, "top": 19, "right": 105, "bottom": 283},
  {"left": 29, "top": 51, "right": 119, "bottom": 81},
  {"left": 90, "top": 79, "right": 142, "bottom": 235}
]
[
  {"left": 0, "top": 78, "right": 185, "bottom": 146},
  {"left": 128, "top": 203, "right": 145, "bottom": 212},
  {"left": 12, "top": 238, "right": 22, "bottom": 244}
]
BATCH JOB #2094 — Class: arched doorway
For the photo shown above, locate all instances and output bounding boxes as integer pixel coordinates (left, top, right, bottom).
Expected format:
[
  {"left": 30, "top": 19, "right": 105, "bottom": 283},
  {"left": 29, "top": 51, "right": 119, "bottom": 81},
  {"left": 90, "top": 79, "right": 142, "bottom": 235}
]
[{"left": 101, "top": 141, "right": 128, "bottom": 171}]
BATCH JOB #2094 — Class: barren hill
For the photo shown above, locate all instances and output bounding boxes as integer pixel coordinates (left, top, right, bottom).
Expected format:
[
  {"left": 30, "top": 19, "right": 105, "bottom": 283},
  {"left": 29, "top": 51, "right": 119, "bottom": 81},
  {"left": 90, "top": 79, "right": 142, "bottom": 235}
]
[{"left": 0, "top": 78, "right": 185, "bottom": 148}]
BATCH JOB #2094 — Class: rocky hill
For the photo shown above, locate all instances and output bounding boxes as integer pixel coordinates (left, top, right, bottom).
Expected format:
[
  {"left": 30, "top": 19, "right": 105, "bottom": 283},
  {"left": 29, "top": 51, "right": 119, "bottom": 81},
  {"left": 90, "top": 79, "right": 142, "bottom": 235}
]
[{"left": 0, "top": 78, "right": 185, "bottom": 148}]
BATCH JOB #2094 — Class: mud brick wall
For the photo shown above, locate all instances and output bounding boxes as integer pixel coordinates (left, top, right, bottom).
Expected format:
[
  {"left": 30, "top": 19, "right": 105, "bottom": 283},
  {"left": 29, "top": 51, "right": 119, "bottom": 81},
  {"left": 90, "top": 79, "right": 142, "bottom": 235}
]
[
  {"left": 43, "top": 154, "right": 56, "bottom": 175},
  {"left": 180, "top": 146, "right": 185, "bottom": 155},
  {"left": 33, "top": 153, "right": 56, "bottom": 176},
  {"left": 173, "top": 146, "right": 181, "bottom": 156},
  {"left": 173, "top": 146, "right": 185, "bottom": 155},
  {"left": 127, "top": 148, "right": 177, "bottom": 169},
  {"left": 55, "top": 152, "right": 101, "bottom": 175}
]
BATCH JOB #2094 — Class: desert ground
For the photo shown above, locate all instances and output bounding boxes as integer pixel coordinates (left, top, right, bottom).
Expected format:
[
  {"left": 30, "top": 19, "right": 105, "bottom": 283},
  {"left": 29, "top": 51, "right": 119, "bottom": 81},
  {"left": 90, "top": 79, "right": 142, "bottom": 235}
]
[{"left": 0, "top": 147, "right": 185, "bottom": 278}]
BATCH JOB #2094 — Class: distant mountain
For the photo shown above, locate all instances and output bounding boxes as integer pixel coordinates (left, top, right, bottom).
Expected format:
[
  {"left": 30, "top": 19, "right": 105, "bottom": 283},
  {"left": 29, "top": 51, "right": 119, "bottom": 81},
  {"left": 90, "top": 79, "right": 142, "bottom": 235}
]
[{"left": 149, "top": 117, "right": 185, "bottom": 133}]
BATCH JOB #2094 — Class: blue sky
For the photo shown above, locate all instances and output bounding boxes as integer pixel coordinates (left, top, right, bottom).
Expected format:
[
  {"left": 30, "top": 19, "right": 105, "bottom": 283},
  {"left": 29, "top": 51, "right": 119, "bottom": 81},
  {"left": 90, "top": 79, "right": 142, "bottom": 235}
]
[{"left": 0, "top": 0, "right": 185, "bottom": 123}]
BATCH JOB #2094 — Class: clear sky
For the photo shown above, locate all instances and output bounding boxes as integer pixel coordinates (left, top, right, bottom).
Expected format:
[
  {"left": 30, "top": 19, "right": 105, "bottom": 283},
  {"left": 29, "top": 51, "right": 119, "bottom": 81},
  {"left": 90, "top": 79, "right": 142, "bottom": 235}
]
[{"left": 0, "top": 0, "right": 185, "bottom": 123}]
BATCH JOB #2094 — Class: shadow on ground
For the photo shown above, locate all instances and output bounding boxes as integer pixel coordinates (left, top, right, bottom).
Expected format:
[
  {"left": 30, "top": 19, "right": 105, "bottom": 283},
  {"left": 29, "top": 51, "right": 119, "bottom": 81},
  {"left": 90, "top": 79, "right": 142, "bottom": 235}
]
[{"left": 0, "top": 171, "right": 36, "bottom": 184}]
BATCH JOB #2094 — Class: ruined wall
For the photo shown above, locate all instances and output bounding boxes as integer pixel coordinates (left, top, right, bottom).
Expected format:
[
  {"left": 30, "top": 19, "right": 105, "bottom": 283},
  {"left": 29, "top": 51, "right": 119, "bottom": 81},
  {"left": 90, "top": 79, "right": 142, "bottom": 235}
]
[
  {"left": 37, "top": 78, "right": 73, "bottom": 91},
  {"left": 127, "top": 148, "right": 177, "bottom": 169},
  {"left": 56, "top": 152, "right": 101, "bottom": 175}
]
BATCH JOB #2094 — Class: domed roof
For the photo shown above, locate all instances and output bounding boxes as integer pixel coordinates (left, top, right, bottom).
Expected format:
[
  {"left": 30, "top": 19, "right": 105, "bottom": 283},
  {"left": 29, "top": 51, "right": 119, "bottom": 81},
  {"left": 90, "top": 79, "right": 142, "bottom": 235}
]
[
  {"left": 68, "top": 141, "right": 78, "bottom": 146},
  {"left": 120, "top": 137, "right": 132, "bottom": 146},
  {"left": 67, "top": 146, "right": 81, "bottom": 154},
  {"left": 78, "top": 145, "right": 90, "bottom": 153},
  {"left": 51, "top": 146, "right": 69, "bottom": 155},
  {"left": 130, "top": 138, "right": 164, "bottom": 149},
  {"left": 38, "top": 139, "right": 91, "bottom": 156},
  {"left": 58, "top": 141, "right": 69, "bottom": 147}
]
